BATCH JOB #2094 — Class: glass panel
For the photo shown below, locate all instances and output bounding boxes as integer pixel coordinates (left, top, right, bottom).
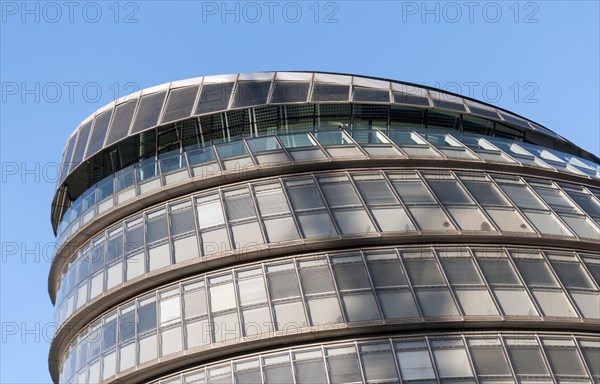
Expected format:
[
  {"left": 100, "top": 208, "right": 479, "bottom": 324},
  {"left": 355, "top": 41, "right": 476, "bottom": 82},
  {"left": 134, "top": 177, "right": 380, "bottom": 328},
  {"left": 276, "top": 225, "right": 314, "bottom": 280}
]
[
  {"left": 432, "top": 348, "right": 472, "bottom": 378},
  {"left": 247, "top": 136, "right": 282, "bottom": 153},
  {"left": 513, "top": 258, "right": 558, "bottom": 287},
  {"left": 494, "top": 289, "right": 538, "bottom": 316},
  {"left": 392, "top": 180, "right": 436, "bottom": 204},
  {"left": 137, "top": 298, "right": 157, "bottom": 334},
  {"left": 273, "top": 301, "right": 307, "bottom": 329},
  {"left": 333, "top": 261, "right": 371, "bottom": 290},
  {"left": 264, "top": 217, "right": 300, "bottom": 242},
  {"left": 367, "top": 254, "right": 407, "bottom": 286},
  {"left": 455, "top": 289, "right": 498, "bottom": 316},
  {"left": 378, "top": 290, "right": 420, "bottom": 318},
  {"left": 231, "top": 221, "right": 263, "bottom": 249},
  {"left": 295, "top": 357, "right": 326, "bottom": 384},
  {"left": 544, "top": 342, "right": 586, "bottom": 376},
  {"left": 440, "top": 258, "right": 481, "bottom": 284},
  {"left": 86, "top": 109, "right": 113, "bottom": 158},
  {"left": 507, "top": 345, "right": 549, "bottom": 375},
  {"left": 238, "top": 276, "right": 267, "bottom": 305},
  {"left": 532, "top": 290, "right": 577, "bottom": 317},
  {"left": 486, "top": 208, "right": 533, "bottom": 232},
  {"left": 341, "top": 292, "right": 381, "bottom": 321},
  {"left": 71, "top": 121, "right": 93, "bottom": 167},
  {"left": 360, "top": 344, "right": 399, "bottom": 382},
  {"left": 404, "top": 259, "right": 445, "bottom": 286},
  {"left": 320, "top": 182, "right": 361, "bottom": 207},
  {"left": 233, "top": 81, "right": 271, "bottom": 108},
  {"left": 271, "top": 82, "right": 310, "bottom": 103},
  {"left": 297, "top": 212, "right": 337, "bottom": 237},
  {"left": 195, "top": 82, "right": 234, "bottom": 114},
  {"left": 196, "top": 198, "right": 225, "bottom": 228},
  {"left": 299, "top": 263, "right": 335, "bottom": 294},
  {"left": 267, "top": 268, "right": 300, "bottom": 299},
  {"left": 312, "top": 83, "right": 349, "bottom": 102},
  {"left": 371, "top": 207, "right": 415, "bottom": 232},
  {"left": 426, "top": 180, "right": 472, "bottom": 204},
  {"left": 447, "top": 207, "right": 493, "bottom": 231},
  {"left": 408, "top": 206, "right": 454, "bottom": 231},
  {"left": 477, "top": 258, "right": 520, "bottom": 284},
  {"left": 550, "top": 260, "right": 595, "bottom": 289},
  {"left": 469, "top": 344, "right": 511, "bottom": 376},
  {"left": 106, "top": 99, "right": 137, "bottom": 146},
  {"left": 525, "top": 211, "right": 572, "bottom": 236},
  {"left": 498, "top": 183, "right": 546, "bottom": 210},
  {"left": 415, "top": 289, "right": 460, "bottom": 317},
  {"left": 333, "top": 209, "right": 376, "bottom": 234},
  {"left": 209, "top": 281, "right": 236, "bottom": 312},
  {"left": 286, "top": 182, "right": 326, "bottom": 210},
  {"left": 162, "top": 85, "right": 199, "bottom": 123},
  {"left": 307, "top": 296, "right": 343, "bottom": 324},
  {"left": 131, "top": 92, "right": 166, "bottom": 134},
  {"left": 327, "top": 351, "right": 362, "bottom": 384},
  {"left": 395, "top": 350, "right": 435, "bottom": 380}
]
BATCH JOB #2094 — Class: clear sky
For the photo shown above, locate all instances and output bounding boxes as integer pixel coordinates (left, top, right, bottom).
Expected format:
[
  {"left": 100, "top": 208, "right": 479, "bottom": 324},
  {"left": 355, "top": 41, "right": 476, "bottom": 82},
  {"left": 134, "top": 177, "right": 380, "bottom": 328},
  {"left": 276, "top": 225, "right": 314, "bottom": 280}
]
[{"left": 1, "top": 1, "right": 598, "bottom": 382}]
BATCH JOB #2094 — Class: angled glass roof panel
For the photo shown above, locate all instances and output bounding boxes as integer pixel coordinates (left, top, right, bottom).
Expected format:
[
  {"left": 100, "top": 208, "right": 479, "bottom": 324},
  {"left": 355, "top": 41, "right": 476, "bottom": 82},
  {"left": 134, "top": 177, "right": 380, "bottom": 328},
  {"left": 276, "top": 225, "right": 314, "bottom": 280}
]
[
  {"left": 233, "top": 81, "right": 271, "bottom": 108},
  {"left": 467, "top": 105, "right": 500, "bottom": 119},
  {"left": 499, "top": 112, "right": 531, "bottom": 129},
  {"left": 312, "top": 83, "right": 350, "bottom": 102},
  {"left": 85, "top": 108, "right": 113, "bottom": 159},
  {"left": 270, "top": 82, "right": 310, "bottom": 103},
  {"left": 195, "top": 82, "right": 235, "bottom": 115},
  {"left": 429, "top": 90, "right": 466, "bottom": 112},
  {"left": 161, "top": 85, "right": 200, "bottom": 124},
  {"left": 69, "top": 120, "right": 93, "bottom": 172},
  {"left": 105, "top": 99, "right": 138, "bottom": 147},
  {"left": 393, "top": 92, "right": 430, "bottom": 106},
  {"left": 58, "top": 134, "right": 77, "bottom": 183},
  {"left": 431, "top": 98, "right": 466, "bottom": 112},
  {"left": 353, "top": 87, "right": 390, "bottom": 103},
  {"left": 130, "top": 91, "right": 167, "bottom": 134}
]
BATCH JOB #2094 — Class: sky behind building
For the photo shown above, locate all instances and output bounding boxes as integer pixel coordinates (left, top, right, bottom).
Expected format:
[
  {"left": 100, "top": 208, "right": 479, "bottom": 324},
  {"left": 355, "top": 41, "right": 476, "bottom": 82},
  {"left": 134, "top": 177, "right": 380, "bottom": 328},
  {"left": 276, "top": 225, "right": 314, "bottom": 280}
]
[{"left": 1, "top": 1, "right": 599, "bottom": 382}]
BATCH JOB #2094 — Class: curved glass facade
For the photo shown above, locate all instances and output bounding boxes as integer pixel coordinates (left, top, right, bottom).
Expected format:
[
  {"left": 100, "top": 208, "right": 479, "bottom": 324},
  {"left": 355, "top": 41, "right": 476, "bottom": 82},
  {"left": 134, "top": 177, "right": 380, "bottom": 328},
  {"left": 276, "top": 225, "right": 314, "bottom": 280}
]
[
  {"left": 53, "top": 170, "right": 600, "bottom": 327},
  {"left": 48, "top": 73, "right": 599, "bottom": 384},
  {"left": 58, "top": 246, "right": 600, "bottom": 383}
]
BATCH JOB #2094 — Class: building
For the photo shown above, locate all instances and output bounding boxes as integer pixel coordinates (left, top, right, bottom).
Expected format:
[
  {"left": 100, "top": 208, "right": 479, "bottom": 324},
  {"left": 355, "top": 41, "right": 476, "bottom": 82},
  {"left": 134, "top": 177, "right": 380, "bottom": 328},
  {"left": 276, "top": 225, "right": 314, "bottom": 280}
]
[{"left": 48, "top": 72, "right": 600, "bottom": 383}]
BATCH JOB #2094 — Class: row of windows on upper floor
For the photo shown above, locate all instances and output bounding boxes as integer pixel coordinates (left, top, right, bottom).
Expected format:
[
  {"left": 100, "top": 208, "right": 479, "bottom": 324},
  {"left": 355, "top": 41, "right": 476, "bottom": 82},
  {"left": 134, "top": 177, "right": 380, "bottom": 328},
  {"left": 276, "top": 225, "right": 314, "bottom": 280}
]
[
  {"left": 146, "top": 335, "right": 600, "bottom": 384},
  {"left": 57, "top": 78, "right": 556, "bottom": 185},
  {"left": 57, "top": 247, "right": 600, "bottom": 379},
  {"left": 57, "top": 99, "right": 592, "bottom": 201},
  {"left": 52, "top": 168, "right": 600, "bottom": 325},
  {"left": 58, "top": 248, "right": 599, "bottom": 383},
  {"left": 53, "top": 127, "right": 600, "bottom": 246}
]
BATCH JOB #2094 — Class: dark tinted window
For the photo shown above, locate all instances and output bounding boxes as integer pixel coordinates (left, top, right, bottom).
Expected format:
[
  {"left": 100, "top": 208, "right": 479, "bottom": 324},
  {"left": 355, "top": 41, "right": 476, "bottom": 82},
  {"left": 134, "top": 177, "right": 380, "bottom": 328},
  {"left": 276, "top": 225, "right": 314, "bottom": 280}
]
[
  {"left": 161, "top": 85, "right": 200, "bottom": 123},
  {"left": 271, "top": 82, "right": 310, "bottom": 103},
  {"left": 233, "top": 81, "right": 271, "bottom": 108},
  {"left": 195, "top": 82, "right": 234, "bottom": 114},
  {"left": 130, "top": 91, "right": 167, "bottom": 134},
  {"left": 105, "top": 99, "right": 138, "bottom": 146}
]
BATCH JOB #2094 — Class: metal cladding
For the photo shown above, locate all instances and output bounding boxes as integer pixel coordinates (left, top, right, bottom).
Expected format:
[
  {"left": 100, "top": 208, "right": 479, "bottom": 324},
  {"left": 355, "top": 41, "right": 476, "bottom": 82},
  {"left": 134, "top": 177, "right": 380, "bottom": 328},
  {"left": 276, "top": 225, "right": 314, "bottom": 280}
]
[{"left": 48, "top": 72, "right": 600, "bottom": 384}]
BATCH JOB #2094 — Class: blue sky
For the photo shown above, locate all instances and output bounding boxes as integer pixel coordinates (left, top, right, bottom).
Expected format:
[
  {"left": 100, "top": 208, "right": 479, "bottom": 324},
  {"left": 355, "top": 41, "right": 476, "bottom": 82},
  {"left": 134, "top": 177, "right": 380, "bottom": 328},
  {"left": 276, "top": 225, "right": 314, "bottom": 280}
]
[{"left": 1, "top": 1, "right": 598, "bottom": 382}]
